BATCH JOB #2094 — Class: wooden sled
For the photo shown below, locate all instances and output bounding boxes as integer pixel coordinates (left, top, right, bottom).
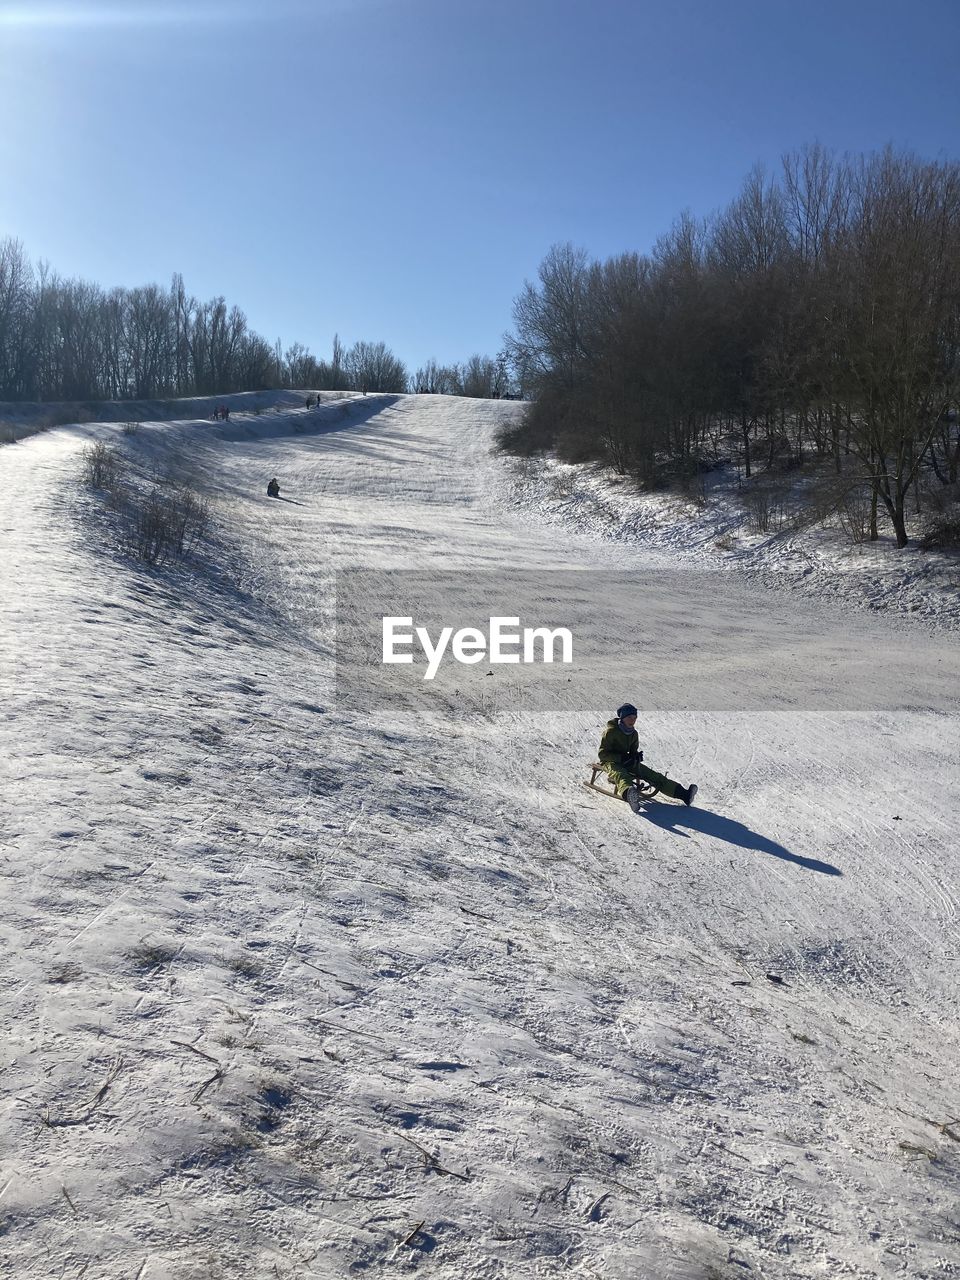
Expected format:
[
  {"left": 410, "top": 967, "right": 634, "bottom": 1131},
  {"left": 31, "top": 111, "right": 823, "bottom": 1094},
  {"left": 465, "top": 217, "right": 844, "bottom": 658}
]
[{"left": 583, "top": 762, "right": 659, "bottom": 803}]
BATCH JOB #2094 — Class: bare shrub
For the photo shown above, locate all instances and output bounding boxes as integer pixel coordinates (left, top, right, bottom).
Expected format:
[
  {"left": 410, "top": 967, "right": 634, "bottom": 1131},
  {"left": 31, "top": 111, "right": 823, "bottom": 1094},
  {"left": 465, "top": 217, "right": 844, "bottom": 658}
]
[
  {"left": 549, "top": 471, "right": 575, "bottom": 500},
  {"left": 742, "top": 483, "right": 787, "bottom": 533},
  {"left": 923, "top": 481, "right": 960, "bottom": 515},
  {"left": 919, "top": 508, "right": 960, "bottom": 551},
  {"left": 128, "top": 484, "right": 210, "bottom": 565},
  {"left": 225, "top": 952, "right": 263, "bottom": 979},
  {"left": 806, "top": 472, "right": 880, "bottom": 544},
  {"left": 128, "top": 941, "right": 177, "bottom": 971},
  {"left": 81, "top": 437, "right": 212, "bottom": 567},
  {"left": 80, "top": 441, "right": 123, "bottom": 489},
  {"left": 495, "top": 402, "right": 557, "bottom": 456},
  {"left": 836, "top": 484, "right": 874, "bottom": 544},
  {"left": 677, "top": 458, "right": 709, "bottom": 507},
  {"left": 132, "top": 489, "right": 172, "bottom": 565},
  {"left": 121, "top": 421, "right": 139, "bottom": 436},
  {"left": 168, "top": 487, "right": 209, "bottom": 556}
]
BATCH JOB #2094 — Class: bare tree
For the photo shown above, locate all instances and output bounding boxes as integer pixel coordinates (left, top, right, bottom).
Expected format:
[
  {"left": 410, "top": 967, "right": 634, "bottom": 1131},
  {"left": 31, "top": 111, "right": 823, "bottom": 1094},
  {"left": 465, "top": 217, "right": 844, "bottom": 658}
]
[
  {"left": 832, "top": 150, "right": 960, "bottom": 544},
  {"left": 498, "top": 146, "right": 960, "bottom": 545},
  {"left": 0, "top": 238, "right": 32, "bottom": 397},
  {"left": 343, "top": 340, "right": 408, "bottom": 392},
  {"left": 284, "top": 341, "right": 322, "bottom": 388},
  {"left": 0, "top": 242, "right": 349, "bottom": 403},
  {"left": 460, "top": 354, "right": 502, "bottom": 398},
  {"left": 413, "top": 358, "right": 462, "bottom": 394},
  {"left": 505, "top": 242, "right": 591, "bottom": 396}
]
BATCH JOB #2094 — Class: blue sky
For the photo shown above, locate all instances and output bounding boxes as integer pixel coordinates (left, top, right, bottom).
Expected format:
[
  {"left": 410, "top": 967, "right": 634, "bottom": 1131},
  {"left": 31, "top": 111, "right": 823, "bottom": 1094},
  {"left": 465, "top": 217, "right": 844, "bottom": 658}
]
[{"left": 1, "top": 0, "right": 957, "bottom": 375}]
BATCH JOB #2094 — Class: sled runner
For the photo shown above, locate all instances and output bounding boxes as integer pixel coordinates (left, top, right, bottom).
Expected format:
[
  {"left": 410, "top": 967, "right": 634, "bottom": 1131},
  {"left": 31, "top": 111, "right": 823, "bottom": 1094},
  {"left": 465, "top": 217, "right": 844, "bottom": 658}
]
[{"left": 583, "top": 762, "right": 659, "bottom": 802}]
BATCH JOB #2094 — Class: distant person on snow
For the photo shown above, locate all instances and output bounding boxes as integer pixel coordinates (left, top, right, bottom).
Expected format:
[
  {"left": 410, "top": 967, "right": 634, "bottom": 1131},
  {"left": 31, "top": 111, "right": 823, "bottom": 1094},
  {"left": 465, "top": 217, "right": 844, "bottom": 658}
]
[
  {"left": 598, "top": 703, "right": 697, "bottom": 813},
  {"left": 267, "top": 478, "right": 280, "bottom": 498}
]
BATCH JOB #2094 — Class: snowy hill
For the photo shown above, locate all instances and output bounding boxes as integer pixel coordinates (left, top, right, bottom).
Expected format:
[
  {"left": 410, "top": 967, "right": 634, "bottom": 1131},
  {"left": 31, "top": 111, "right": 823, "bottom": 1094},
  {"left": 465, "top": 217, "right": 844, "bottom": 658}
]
[
  {"left": 498, "top": 453, "right": 960, "bottom": 631},
  {"left": 1, "top": 393, "right": 959, "bottom": 1278}
]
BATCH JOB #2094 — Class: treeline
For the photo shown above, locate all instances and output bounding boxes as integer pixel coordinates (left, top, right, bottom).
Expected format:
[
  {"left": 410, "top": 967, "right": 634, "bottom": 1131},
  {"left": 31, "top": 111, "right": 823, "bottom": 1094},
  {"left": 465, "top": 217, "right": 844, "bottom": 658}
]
[
  {"left": 283, "top": 334, "right": 408, "bottom": 394},
  {"left": 0, "top": 241, "right": 279, "bottom": 400},
  {"left": 501, "top": 146, "right": 960, "bottom": 547},
  {"left": 412, "top": 354, "right": 511, "bottom": 398},
  {"left": 0, "top": 238, "right": 509, "bottom": 405},
  {"left": 290, "top": 345, "right": 513, "bottom": 398},
  {"left": 0, "top": 241, "right": 412, "bottom": 399}
]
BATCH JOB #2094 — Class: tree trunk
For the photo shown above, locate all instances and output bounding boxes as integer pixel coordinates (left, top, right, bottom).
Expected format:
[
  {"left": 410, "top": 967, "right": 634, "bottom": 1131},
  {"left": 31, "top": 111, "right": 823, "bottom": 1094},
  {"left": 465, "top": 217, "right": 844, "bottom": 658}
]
[
  {"left": 741, "top": 410, "right": 751, "bottom": 479},
  {"left": 891, "top": 498, "right": 909, "bottom": 547},
  {"left": 877, "top": 483, "right": 909, "bottom": 547}
]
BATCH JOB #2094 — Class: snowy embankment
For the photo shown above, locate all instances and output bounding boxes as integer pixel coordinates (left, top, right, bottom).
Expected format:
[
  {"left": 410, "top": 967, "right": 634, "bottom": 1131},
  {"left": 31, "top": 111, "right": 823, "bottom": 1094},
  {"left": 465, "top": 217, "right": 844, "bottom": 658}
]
[
  {"left": 496, "top": 453, "right": 960, "bottom": 631},
  {"left": 1, "top": 393, "right": 959, "bottom": 1279}
]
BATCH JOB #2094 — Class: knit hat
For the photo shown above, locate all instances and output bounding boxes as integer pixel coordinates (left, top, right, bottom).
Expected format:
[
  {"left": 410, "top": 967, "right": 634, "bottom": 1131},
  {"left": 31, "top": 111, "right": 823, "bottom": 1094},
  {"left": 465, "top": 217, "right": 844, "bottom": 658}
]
[{"left": 616, "top": 703, "right": 638, "bottom": 718}]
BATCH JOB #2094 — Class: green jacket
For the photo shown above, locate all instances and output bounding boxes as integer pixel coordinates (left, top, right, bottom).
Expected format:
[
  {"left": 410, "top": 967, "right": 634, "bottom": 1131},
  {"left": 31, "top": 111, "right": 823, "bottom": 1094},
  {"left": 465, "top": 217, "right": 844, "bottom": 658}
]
[{"left": 598, "top": 718, "right": 640, "bottom": 772}]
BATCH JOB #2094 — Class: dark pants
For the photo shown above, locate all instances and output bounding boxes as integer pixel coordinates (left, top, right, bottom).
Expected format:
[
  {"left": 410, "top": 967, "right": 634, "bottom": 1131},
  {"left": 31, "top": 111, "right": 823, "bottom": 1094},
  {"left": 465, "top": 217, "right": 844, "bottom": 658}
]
[{"left": 602, "top": 761, "right": 680, "bottom": 800}]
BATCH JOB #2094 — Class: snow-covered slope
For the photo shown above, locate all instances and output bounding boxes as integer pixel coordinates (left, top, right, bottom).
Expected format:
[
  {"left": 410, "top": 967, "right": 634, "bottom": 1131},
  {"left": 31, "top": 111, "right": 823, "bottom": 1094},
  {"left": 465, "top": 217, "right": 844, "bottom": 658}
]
[
  {"left": 499, "top": 453, "right": 960, "bottom": 631},
  {"left": 1, "top": 394, "right": 958, "bottom": 1278}
]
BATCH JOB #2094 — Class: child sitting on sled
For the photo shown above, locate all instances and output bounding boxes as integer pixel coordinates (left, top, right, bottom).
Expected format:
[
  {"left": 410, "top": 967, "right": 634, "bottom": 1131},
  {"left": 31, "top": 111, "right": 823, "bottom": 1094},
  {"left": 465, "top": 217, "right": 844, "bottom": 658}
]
[{"left": 598, "top": 703, "right": 697, "bottom": 813}]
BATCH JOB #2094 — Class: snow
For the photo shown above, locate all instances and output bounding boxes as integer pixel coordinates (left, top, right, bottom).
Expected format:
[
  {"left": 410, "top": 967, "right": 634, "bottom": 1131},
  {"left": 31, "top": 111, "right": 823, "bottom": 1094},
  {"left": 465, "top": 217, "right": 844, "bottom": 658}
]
[
  {"left": 499, "top": 454, "right": 960, "bottom": 631},
  {"left": 1, "top": 392, "right": 958, "bottom": 1278}
]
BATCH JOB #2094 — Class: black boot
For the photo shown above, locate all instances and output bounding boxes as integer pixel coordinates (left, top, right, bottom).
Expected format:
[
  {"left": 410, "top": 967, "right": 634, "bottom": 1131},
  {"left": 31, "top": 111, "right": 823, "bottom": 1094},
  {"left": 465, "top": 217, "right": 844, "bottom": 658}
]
[{"left": 680, "top": 783, "right": 698, "bottom": 807}]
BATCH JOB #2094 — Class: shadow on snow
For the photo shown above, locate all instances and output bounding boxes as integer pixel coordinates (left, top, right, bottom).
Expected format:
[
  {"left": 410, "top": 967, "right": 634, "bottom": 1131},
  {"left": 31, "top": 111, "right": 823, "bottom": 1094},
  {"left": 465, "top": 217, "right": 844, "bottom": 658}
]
[{"left": 639, "top": 804, "right": 841, "bottom": 876}]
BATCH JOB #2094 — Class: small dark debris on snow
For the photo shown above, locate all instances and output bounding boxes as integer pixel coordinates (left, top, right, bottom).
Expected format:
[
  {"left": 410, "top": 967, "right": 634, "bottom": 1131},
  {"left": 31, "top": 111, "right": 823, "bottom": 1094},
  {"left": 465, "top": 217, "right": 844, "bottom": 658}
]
[
  {"left": 129, "top": 942, "right": 177, "bottom": 972},
  {"left": 765, "top": 973, "right": 786, "bottom": 985},
  {"left": 727, "top": 1249, "right": 754, "bottom": 1270},
  {"left": 898, "top": 1140, "right": 938, "bottom": 1161},
  {"left": 260, "top": 1085, "right": 294, "bottom": 1111},
  {"left": 46, "top": 961, "right": 84, "bottom": 985},
  {"left": 256, "top": 1084, "right": 294, "bottom": 1131},
  {"left": 587, "top": 1191, "right": 611, "bottom": 1221},
  {"left": 403, "top": 1223, "right": 436, "bottom": 1252},
  {"left": 459, "top": 904, "right": 493, "bottom": 920}
]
